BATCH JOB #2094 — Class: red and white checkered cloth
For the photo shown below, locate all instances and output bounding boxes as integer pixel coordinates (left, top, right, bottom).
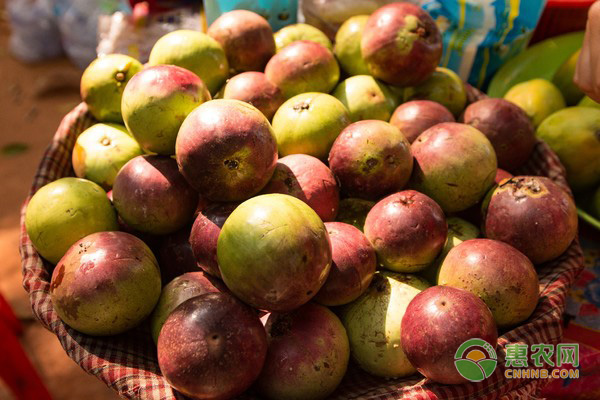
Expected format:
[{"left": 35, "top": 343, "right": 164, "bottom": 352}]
[{"left": 19, "top": 103, "right": 584, "bottom": 399}]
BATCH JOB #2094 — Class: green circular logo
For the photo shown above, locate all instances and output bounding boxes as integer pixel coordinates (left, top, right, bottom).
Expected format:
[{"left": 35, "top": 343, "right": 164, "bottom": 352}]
[{"left": 454, "top": 338, "right": 498, "bottom": 382}]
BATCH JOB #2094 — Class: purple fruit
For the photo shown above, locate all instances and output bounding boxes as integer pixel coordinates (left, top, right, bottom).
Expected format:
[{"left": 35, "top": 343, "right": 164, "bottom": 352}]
[
  {"left": 157, "top": 226, "right": 199, "bottom": 284},
  {"left": 389, "top": 100, "right": 455, "bottom": 143}
]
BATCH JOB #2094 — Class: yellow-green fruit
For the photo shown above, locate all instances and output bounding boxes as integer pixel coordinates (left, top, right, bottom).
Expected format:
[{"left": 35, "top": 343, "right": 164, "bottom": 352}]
[
  {"left": 504, "top": 79, "right": 566, "bottom": 126},
  {"left": 334, "top": 15, "right": 370, "bottom": 76},
  {"left": 552, "top": 49, "right": 584, "bottom": 105},
  {"left": 72, "top": 123, "right": 143, "bottom": 190},
  {"left": 579, "top": 95, "right": 600, "bottom": 109},
  {"left": 25, "top": 178, "right": 119, "bottom": 264},
  {"left": 80, "top": 54, "right": 143, "bottom": 123},
  {"left": 341, "top": 272, "right": 430, "bottom": 378},
  {"left": 148, "top": 30, "right": 229, "bottom": 94},
  {"left": 404, "top": 67, "right": 467, "bottom": 117},
  {"left": 274, "top": 23, "right": 332, "bottom": 52},
  {"left": 333, "top": 75, "right": 397, "bottom": 122},
  {"left": 537, "top": 107, "right": 600, "bottom": 191}
]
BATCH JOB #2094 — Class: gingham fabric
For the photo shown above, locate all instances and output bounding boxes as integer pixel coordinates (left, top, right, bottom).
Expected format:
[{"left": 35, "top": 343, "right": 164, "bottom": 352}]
[{"left": 19, "top": 103, "right": 584, "bottom": 400}]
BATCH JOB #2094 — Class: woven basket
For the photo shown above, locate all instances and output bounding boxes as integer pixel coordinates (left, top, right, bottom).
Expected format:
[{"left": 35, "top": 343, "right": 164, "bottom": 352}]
[{"left": 20, "top": 103, "right": 584, "bottom": 399}]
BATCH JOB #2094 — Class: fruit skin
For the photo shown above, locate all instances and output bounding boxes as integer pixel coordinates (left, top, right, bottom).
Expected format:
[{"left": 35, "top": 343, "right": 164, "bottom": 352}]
[
  {"left": 50, "top": 231, "right": 161, "bottom": 335},
  {"left": 334, "top": 15, "right": 370, "bottom": 76},
  {"left": 332, "top": 75, "right": 397, "bottom": 122},
  {"left": 207, "top": 10, "right": 275, "bottom": 73},
  {"left": 148, "top": 29, "right": 229, "bottom": 94},
  {"left": 410, "top": 122, "right": 497, "bottom": 213},
  {"left": 150, "top": 271, "right": 225, "bottom": 343},
  {"left": 112, "top": 155, "right": 198, "bottom": 235},
  {"left": 72, "top": 123, "right": 143, "bottom": 190},
  {"left": 438, "top": 239, "right": 539, "bottom": 328},
  {"left": 364, "top": 190, "right": 447, "bottom": 273},
  {"left": 274, "top": 23, "right": 332, "bottom": 52},
  {"left": 483, "top": 176, "right": 578, "bottom": 264},
  {"left": 121, "top": 65, "right": 211, "bottom": 155},
  {"left": 328, "top": 120, "right": 413, "bottom": 200},
  {"left": 389, "top": 100, "right": 455, "bottom": 143},
  {"left": 314, "top": 222, "right": 376, "bottom": 306},
  {"left": 25, "top": 177, "right": 118, "bottom": 264},
  {"left": 504, "top": 78, "right": 566, "bottom": 127},
  {"left": 361, "top": 3, "right": 442, "bottom": 87},
  {"left": 176, "top": 99, "right": 278, "bottom": 202},
  {"left": 401, "top": 286, "right": 498, "bottom": 385},
  {"left": 594, "top": 186, "right": 600, "bottom": 218},
  {"left": 256, "top": 303, "right": 349, "bottom": 400},
  {"left": 217, "top": 194, "right": 331, "bottom": 312},
  {"left": 189, "top": 202, "right": 239, "bottom": 278},
  {"left": 272, "top": 92, "right": 350, "bottom": 159},
  {"left": 552, "top": 49, "right": 584, "bottom": 105},
  {"left": 341, "top": 271, "right": 430, "bottom": 378},
  {"left": 404, "top": 67, "right": 467, "bottom": 117},
  {"left": 158, "top": 293, "right": 267, "bottom": 400},
  {"left": 463, "top": 98, "right": 536, "bottom": 171},
  {"left": 80, "top": 54, "right": 143, "bottom": 123},
  {"left": 221, "top": 71, "right": 284, "bottom": 120},
  {"left": 157, "top": 226, "right": 199, "bottom": 284},
  {"left": 335, "top": 198, "right": 375, "bottom": 231},
  {"left": 265, "top": 41, "right": 340, "bottom": 99},
  {"left": 579, "top": 95, "right": 600, "bottom": 108},
  {"left": 261, "top": 154, "right": 339, "bottom": 221},
  {"left": 536, "top": 107, "right": 600, "bottom": 192}
]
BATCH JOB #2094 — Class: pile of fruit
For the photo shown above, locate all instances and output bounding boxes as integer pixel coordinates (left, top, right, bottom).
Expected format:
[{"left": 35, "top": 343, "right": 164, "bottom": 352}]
[{"left": 23, "top": 3, "right": 583, "bottom": 399}]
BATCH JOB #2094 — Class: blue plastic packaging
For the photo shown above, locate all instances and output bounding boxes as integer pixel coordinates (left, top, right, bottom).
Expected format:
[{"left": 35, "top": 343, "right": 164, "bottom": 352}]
[{"left": 203, "top": 0, "right": 298, "bottom": 32}]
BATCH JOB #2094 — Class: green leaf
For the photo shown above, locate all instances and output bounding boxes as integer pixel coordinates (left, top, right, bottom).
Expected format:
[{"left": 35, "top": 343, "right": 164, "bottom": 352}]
[
  {"left": 479, "top": 359, "right": 498, "bottom": 378},
  {"left": 455, "top": 359, "right": 485, "bottom": 382}
]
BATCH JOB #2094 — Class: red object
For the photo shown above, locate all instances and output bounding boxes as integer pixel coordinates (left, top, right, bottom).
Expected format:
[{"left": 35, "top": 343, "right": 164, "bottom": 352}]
[
  {"left": 531, "top": 0, "right": 595, "bottom": 44},
  {"left": 0, "top": 294, "right": 52, "bottom": 400}
]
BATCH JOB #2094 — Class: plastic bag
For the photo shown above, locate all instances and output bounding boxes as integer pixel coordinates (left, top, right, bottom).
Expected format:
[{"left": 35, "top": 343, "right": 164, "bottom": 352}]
[{"left": 203, "top": 0, "right": 298, "bottom": 32}]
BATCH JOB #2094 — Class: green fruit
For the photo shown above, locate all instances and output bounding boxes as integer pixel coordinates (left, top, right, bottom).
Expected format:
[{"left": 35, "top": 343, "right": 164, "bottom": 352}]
[
  {"left": 341, "top": 272, "right": 430, "bottom": 378},
  {"left": 552, "top": 49, "right": 584, "bottom": 105},
  {"left": 72, "top": 123, "right": 143, "bottom": 189},
  {"left": 148, "top": 30, "right": 229, "bottom": 94},
  {"left": 504, "top": 79, "right": 566, "bottom": 127},
  {"left": 272, "top": 92, "right": 351, "bottom": 159},
  {"left": 80, "top": 54, "right": 143, "bottom": 123},
  {"left": 404, "top": 67, "right": 467, "bottom": 117},
  {"left": 274, "top": 23, "right": 332, "bottom": 52},
  {"left": 579, "top": 96, "right": 600, "bottom": 109},
  {"left": 25, "top": 178, "right": 118, "bottom": 264},
  {"left": 593, "top": 186, "right": 600, "bottom": 218},
  {"left": 334, "top": 15, "right": 370, "bottom": 76},
  {"left": 537, "top": 107, "right": 600, "bottom": 192},
  {"left": 332, "top": 75, "right": 397, "bottom": 122}
]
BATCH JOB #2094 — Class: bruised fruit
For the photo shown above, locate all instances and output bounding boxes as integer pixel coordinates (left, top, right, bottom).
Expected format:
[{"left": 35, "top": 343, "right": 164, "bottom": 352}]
[
  {"left": 176, "top": 99, "right": 278, "bottom": 202},
  {"left": 265, "top": 41, "right": 340, "bottom": 99},
  {"left": 261, "top": 154, "right": 339, "bottom": 221},
  {"left": 272, "top": 92, "right": 350, "bottom": 159},
  {"left": 208, "top": 10, "right": 275, "bottom": 72},
  {"left": 121, "top": 65, "right": 211, "bottom": 155},
  {"left": 334, "top": 15, "right": 370, "bottom": 76},
  {"left": 220, "top": 71, "right": 284, "bottom": 120},
  {"left": 158, "top": 293, "right": 267, "bottom": 400},
  {"left": 332, "top": 75, "right": 397, "bottom": 122},
  {"left": 404, "top": 67, "right": 467, "bottom": 117},
  {"left": 341, "top": 272, "right": 430, "bottom": 378},
  {"left": 328, "top": 120, "right": 413, "bottom": 200},
  {"left": 361, "top": 3, "right": 442, "bottom": 87},
  {"left": 150, "top": 271, "right": 225, "bottom": 343},
  {"left": 50, "top": 231, "right": 161, "bottom": 335},
  {"left": 504, "top": 79, "right": 565, "bottom": 127},
  {"left": 189, "top": 202, "right": 239, "bottom": 278},
  {"left": 401, "top": 286, "right": 498, "bottom": 384},
  {"left": 410, "top": 122, "right": 497, "bottom": 213},
  {"left": 72, "top": 123, "right": 142, "bottom": 190},
  {"left": 463, "top": 98, "right": 536, "bottom": 171},
  {"left": 112, "top": 155, "right": 198, "bottom": 235},
  {"left": 274, "top": 23, "right": 332, "bottom": 52},
  {"left": 314, "top": 222, "right": 376, "bottom": 306},
  {"left": 80, "top": 54, "right": 143, "bottom": 123},
  {"left": 336, "top": 198, "right": 375, "bottom": 231},
  {"left": 439, "top": 239, "right": 539, "bottom": 328},
  {"left": 217, "top": 194, "right": 331, "bottom": 312},
  {"left": 364, "top": 190, "right": 447, "bottom": 272},
  {"left": 389, "top": 100, "right": 455, "bottom": 143},
  {"left": 25, "top": 178, "right": 118, "bottom": 264},
  {"left": 256, "top": 303, "right": 349, "bottom": 400},
  {"left": 483, "top": 176, "right": 578, "bottom": 264},
  {"left": 148, "top": 30, "right": 228, "bottom": 94}
]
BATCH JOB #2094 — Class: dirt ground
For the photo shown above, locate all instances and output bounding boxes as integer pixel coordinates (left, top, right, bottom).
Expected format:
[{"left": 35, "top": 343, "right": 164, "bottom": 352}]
[{"left": 0, "top": 3, "right": 119, "bottom": 399}]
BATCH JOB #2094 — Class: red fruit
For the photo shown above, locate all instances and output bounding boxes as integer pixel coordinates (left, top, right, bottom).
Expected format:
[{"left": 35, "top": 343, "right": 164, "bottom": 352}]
[
  {"left": 389, "top": 100, "right": 455, "bottom": 143},
  {"left": 221, "top": 71, "right": 285, "bottom": 120},
  {"left": 157, "top": 225, "right": 199, "bottom": 284},
  {"left": 495, "top": 168, "right": 513, "bottom": 184}
]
